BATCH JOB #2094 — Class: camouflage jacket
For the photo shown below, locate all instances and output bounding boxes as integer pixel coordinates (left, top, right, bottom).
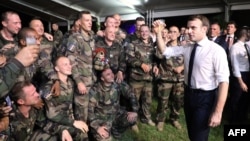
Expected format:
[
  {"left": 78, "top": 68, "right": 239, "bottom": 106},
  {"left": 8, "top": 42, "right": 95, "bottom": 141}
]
[
  {"left": 126, "top": 38, "right": 156, "bottom": 81},
  {"left": 0, "top": 33, "right": 19, "bottom": 60},
  {"left": 53, "top": 30, "right": 63, "bottom": 46},
  {"left": 42, "top": 79, "right": 75, "bottom": 126},
  {"left": 65, "top": 29, "right": 96, "bottom": 87},
  {"left": 95, "top": 38, "right": 126, "bottom": 73},
  {"left": 9, "top": 104, "right": 74, "bottom": 141},
  {"left": 0, "top": 59, "right": 24, "bottom": 99},
  {"left": 155, "top": 42, "right": 184, "bottom": 82},
  {"left": 17, "top": 38, "right": 57, "bottom": 84},
  {"left": 88, "top": 82, "right": 138, "bottom": 130}
]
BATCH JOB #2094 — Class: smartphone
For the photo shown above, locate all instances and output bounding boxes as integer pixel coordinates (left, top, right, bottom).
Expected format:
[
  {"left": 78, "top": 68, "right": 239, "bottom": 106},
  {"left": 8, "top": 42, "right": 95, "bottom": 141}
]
[{"left": 26, "top": 37, "right": 37, "bottom": 45}]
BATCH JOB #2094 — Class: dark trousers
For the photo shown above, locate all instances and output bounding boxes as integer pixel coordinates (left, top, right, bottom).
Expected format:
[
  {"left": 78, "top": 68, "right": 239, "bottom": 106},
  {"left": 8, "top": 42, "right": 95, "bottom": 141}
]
[
  {"left": 229, "top": 72, "right": 250, "bottom": 123},
  {"left": 184, "top": 86, "right": 216, "bottom": 141}
]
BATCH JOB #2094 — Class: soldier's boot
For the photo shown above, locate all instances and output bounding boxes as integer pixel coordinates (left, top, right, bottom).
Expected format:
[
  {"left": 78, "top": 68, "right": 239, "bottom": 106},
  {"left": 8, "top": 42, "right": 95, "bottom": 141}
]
[
  {"left": 157, "top": 122, "right": 164, "bottom": 131},
  {"left": 147, "top": 119, "right": 156, "bottom": 126},
  {"left": 131, "top": 124, "right": 139, "bottom": 133},
  {"left": 172, "top": 120, "right": 182, "bottom": 129}
]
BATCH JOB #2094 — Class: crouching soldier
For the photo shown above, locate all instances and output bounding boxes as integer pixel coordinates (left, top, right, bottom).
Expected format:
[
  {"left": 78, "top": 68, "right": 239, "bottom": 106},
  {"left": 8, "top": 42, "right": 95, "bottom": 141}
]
[{"left": 88, "top": 68, "right": 138, "bottom": 141}]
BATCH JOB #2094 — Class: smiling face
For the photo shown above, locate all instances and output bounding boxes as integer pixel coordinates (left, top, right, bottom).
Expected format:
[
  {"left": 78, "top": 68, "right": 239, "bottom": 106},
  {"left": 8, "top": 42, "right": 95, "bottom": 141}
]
[
  {"left": 104, "top": 27, "right": 116, "bottom": 42},
  {"left": 29, "top": 19, "right": 44, "bottom": 37},
  {"left": 2, "top": 12, "right": 22, "bottom": 35},
  {"left": 21, "top": 84, "right": 41, "bottom": 106},
  {"left": 101, "top": 68, "right": 115, "bottom": 84},
  {"left": 55, "top": 56, "right": 72, "bottom": 76},
  {"left": 140, "top": 25, "right": 150, "bottom": 40}
]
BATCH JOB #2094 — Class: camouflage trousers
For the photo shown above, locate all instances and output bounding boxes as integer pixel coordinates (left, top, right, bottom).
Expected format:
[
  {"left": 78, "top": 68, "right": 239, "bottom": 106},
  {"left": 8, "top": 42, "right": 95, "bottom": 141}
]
[
  {"left": 74, "top": 86, "right": 91, "bottom": 122},
  {"left": 30, "top": 122, "right": 88, "bottom": 141},
  {"left": 129, "top": 80, "right": 153, "bottom": 122},
  {"left": 91, "top": 109, "right": 136, "bottom": 141},
  {"left": 30, "top": 127, "right": 88, "bottom": 141},
  {"left": 29, "top": 130, "right": 57, "bottom": 141},
  {"left": 156, "top": 81, "right": 184, "bottom": 122}
]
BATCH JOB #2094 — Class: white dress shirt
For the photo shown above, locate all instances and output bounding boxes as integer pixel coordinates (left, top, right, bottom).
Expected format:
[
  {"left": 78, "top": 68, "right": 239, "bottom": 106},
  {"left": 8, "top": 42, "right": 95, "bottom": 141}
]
[
  {"left": 230, "top": 41, "right": 250, "bottom": 77},
  {"left": 163, "top": 37, "right": 229, "bottom": 90}
]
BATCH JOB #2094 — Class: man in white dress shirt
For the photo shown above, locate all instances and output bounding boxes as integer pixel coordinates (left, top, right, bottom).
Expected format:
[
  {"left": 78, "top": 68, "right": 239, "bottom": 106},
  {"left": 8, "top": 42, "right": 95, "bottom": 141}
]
[
  {"left": 229, "top": 26, "right": 250, "bottom": 123},
  {"left": 153, "top": 15, "right": 230, "bottom": 141}
]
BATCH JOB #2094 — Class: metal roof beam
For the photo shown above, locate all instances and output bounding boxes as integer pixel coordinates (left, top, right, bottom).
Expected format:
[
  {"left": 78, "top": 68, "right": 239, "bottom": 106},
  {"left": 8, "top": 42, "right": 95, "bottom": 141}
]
[
  {"left": 10, "top": 0, "right": 68, "bottom": 21},
  {"left": 153, "top": 7, "right": 223, "bottom": 18}
]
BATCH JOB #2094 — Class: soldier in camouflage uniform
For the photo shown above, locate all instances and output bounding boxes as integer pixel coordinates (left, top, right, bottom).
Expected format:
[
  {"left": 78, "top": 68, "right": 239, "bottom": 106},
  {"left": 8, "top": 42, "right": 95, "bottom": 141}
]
[
  {"left": 126, "top": 24, "right": 158, "bottom": 128},
  {"left": 56, "top": 19, "right": 80, "bottom": 57},
  {"left": 155, "top": 26, "right": 184, "bottom": 131},
  {"left": 41, "top": 56, "right": 89, "bottom": 140},
  {"left": 65, "top": 11, "right": 96, "bottom": 122},
  {"left": 28, "top": 18, "right": 60, "bottom": 92},
  {"left": 88, "top": 68, "right": 138, "bottom": 141},
  {"left": 126, "top": 17, "right": 145, "bottom": 43},
  {"left": 14, "top": 26, "right": 59, "bottom": 95},
  {"left": 8, "top": 81, "right": 74, "bottom": 141},
  {"left": 52, "top": 23, "right": 63, "bottom": 48},
  {"left": 95, "top": 27, "right": 126, "bottom": 83},
  {"left": 0, "top": 11, "right": 21, "bottom": 61}
]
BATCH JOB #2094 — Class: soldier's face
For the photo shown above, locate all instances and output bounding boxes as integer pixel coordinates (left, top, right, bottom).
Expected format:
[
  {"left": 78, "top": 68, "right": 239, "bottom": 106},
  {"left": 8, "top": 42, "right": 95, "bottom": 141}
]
[
  {"left": 30, "top": 19, "right": 44, "bottom": 37},
  {"left": 21, "top": 84, "right": 40, "bottom": 106},
  {"left": 105, "top": 17, "right": 116, "bottom": 28},
  {"left": 169, "top": 27, "right": 180, "bottom": 40},
  {"left": 135, "top": 21, "right": 145, "bottom": 31},
  {"left": 162, "top": 29, "right": 169, "bottom": 39},
  {"left": 80, "top": 14, "right": 92, "bottom": 32},
  {"left": 101, "top": 68, "right": 114, "bottom": 83},
  {"left": 55, "top": 57, "right": 72, "bottom": 76},
  {"left": 140, "top": 26, "right": 150, "bottom": 40},
  {"left": 3, "top": 13, "right": 21, "bottom": 35},
  {"left": 105, "top": 27, "right": 116, "bottom": 42}
]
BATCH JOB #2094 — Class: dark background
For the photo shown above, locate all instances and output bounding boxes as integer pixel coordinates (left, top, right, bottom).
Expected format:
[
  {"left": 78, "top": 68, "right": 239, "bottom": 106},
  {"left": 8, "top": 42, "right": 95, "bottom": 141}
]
[{"left": 1, "top": 5, "right": 250, "bottom": 34}]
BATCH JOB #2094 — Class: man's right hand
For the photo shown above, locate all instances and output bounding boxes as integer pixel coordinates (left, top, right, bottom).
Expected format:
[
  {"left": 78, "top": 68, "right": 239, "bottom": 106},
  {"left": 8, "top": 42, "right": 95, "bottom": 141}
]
[
  {"left": 73, "top": 120, "right": 89, "bottom": 133},
  {"left": 141, "top": 63, "right": 150, "bottom": 73},
  {"left": 62, "top": 130, "right": 73, "bottom": 141},
  {"left": 97, "top": 126, "right": 110, "bottom": 139},
  {"left": 77, "top": 82, "right": 87, "bottom": 94},
  {"left": 15, "top": 45, "right": 40, "bottom": 67},
  {"left": 152, "top": 20, "right": 166, "bottom": 34}
]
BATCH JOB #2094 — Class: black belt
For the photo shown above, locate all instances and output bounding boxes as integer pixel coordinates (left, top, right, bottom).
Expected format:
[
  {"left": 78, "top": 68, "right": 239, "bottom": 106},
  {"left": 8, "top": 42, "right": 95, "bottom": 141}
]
[{"left": 184, "top": 84, "right": 217, "bottom": 94}]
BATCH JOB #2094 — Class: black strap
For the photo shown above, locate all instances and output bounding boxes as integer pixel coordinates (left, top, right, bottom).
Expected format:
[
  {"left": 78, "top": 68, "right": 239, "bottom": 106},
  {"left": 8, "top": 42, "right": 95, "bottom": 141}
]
[
  {"left": 188, "top": 43, "right": 198, "bottom": 87},
  {"left": 244, "top": 44, "right": 250, "bottom": 70}
]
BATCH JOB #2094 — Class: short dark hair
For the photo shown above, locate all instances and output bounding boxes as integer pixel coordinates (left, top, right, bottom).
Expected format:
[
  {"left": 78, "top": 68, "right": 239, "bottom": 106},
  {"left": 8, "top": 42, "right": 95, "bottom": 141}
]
[
  {"left": 104, "top": 15, "right": 115, "bottom": 23},
  {"left": 77, "top": 11, "right": 91, "bottom": 19},
  {"left": 237, "top": 26, "right": 249, "bottom": 39},
  {"left": 29, "top": 17, "right": 42, "bottom": 27},
  {"left": 17, "top": 27, "right": 36, "bottom": 41},
  {"left": 188, "top": 15, "right": 210, "bottom": 29},
  {"left": 1, "top": 11, "right": 19, "bottom": 22},
  {"left": 10, "top": 81, "right": 32, "bottom": 104},
  {"left": 135, "top": 17, "right": 145, "bottom": 22},
  {"left": 227, "top": 21, "right": 237, "bottom": 28}
]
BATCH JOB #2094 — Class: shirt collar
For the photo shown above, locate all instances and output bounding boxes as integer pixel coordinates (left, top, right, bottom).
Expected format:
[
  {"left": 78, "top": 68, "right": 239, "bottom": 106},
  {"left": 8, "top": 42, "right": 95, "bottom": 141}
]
[
  {"left": 196, "top": 37, "right": 209, "bottom": 47},
  {"left": 238, "top": 40, "right": 245, "bottom": 46},
  {"left": 227, "top": 34, "right": 234, "bottom": 38}
]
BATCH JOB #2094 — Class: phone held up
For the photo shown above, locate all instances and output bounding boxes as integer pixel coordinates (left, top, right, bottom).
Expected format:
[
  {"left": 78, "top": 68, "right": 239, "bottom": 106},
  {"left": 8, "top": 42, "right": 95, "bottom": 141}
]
[{"left": 26, "top": 37, "right": 37, "bottom": 46}]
